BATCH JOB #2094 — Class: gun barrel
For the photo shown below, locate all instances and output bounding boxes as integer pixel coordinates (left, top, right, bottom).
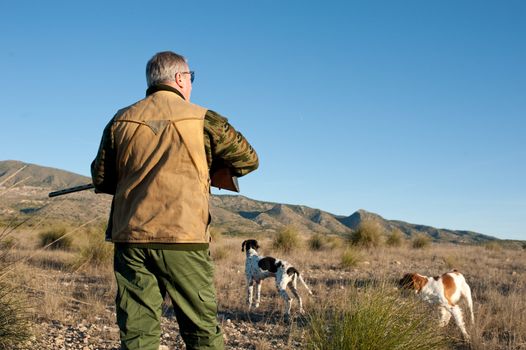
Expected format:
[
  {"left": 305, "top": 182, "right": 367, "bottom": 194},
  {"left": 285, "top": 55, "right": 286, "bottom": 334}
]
[
  {"left": 48, "top": 166, "right": 240, "bottom": 198},
  {"left": 48, "top": 183, "right": 94, "bottom": 198}
]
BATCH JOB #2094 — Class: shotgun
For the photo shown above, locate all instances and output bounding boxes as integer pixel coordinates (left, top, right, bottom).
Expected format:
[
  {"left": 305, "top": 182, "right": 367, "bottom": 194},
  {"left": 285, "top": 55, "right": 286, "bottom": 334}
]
[{"left": 48, "top": 168, "right": 239, "bottom": 197}]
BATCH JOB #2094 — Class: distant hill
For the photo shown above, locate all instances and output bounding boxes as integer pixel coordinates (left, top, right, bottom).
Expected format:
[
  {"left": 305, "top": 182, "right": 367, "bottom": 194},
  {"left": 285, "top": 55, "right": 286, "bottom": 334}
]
[
  {"left": 338, "top": 209, "right": 495, "bottom": 243},
  {"left": 0, "top": 160, "right": 91, "bottom": 189},
  {"left": 0, "top": 160, "right": 500, "bottom": 244}
]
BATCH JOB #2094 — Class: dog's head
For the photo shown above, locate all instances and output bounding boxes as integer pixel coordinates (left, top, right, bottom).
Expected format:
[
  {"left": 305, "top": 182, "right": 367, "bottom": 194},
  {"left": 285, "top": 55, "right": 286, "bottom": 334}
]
[
  {"left": 241, "top": 239, "right": 260, "bottom": 252},
  {"left": 399, "top": 273, "right": 427, "bottom": 292}
]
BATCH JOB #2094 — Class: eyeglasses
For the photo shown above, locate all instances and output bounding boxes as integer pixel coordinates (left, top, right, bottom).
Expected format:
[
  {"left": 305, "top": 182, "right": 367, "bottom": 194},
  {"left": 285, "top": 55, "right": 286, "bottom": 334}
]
[{"left": 180, "top": 71, "right": 195, "bottom": 83}]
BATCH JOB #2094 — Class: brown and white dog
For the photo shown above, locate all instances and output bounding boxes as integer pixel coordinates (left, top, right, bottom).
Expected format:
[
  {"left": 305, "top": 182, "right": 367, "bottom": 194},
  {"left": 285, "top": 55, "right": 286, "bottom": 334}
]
[{"left": 399, "top": 269, "right": 474, "bottom": 340}]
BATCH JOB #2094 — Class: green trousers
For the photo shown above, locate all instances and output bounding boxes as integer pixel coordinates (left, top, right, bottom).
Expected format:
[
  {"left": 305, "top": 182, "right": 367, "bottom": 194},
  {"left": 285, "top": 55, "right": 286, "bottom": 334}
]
[{"left": 114, "top": 245, "right": 224, "bottom": 350}]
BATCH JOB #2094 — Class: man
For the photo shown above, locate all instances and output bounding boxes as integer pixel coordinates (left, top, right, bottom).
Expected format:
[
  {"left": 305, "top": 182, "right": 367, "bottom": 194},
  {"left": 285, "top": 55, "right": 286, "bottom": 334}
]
[{"left": 91, "top": 51, "right": 258, "bottom": 350}]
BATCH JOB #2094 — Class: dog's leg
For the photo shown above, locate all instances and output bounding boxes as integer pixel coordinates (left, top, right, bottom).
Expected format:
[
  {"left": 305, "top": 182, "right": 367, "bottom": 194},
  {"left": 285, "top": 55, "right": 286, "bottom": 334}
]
[
  {"left": 279, "top": 288, "right": 292, "bottom": 317},
  {"left": 255, "top": 280, "right": 262, "bottom": 308},
  {"left": 289, "top": 277, "right": 304, "bottom": 313},
  {"left": 450, "top": 305, "right": 470, "bottom": 340},
  {"left": 247, "top": 279, "right": 254, "bottom": 309},
  {"left": 438, "top": 306, "right": 452, "bottom": 327},
  {"left": 277, "top": 274, "right": 293, "bottom": 317}
]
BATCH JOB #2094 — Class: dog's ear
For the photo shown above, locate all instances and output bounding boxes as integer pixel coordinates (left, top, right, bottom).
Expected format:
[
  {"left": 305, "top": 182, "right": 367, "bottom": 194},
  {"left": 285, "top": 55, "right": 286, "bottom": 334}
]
[
  {"left": 241, "top": 240, "right": 247, "bottom": 252},
  {"left": 399, "top": 273, "right": 414, "bottom": 289},
  {"left": 412, "top": 274, "right": 427, "bottom": 291},
  {"left": 255, "top": 240, "right": 260, "bottom": 250}
]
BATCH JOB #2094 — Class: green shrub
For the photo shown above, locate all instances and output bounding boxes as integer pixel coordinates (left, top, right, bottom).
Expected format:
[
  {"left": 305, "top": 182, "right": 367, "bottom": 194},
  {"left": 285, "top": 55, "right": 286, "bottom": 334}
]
[
  {"left": 38, "top": 227, "right": 73, "bottom": 250},
  {"left": 273, "top": 226, "right": 300, "bottom": 253},
  {"left": 308, "top": 234, "right": 325, "bottom": 251},
  {"left": 412, "top": 233, "right": 431, "bottom": 249},
  {"left": 340, "top": 248, "right": 362, "bottom": 269},
  {"left": 0, "top": 226, "right": 31, "bottom": 348},
  {"left": 306, "top": 284, "right": 446, "bottom": 350},
  {"left": 483, "top": 241, "right": 502, "bottom": 251},
  {"left": 0, "top": 284, "right": 30, "bottom": 349},
  {"left": 386, "top": 229, "right": 404, "bottom": 247},
  {"left": 75, "top": 229, "right": 113, "bottom": 269},
  {"left": 349, "top": 221, "right": 383, "bottom": 248}
]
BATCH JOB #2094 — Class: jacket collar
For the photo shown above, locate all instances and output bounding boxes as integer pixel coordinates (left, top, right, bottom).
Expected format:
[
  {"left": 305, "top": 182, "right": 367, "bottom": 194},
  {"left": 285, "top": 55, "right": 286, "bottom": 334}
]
[{"left": 146, "top": 84, "right": 186, "bottom": 100}]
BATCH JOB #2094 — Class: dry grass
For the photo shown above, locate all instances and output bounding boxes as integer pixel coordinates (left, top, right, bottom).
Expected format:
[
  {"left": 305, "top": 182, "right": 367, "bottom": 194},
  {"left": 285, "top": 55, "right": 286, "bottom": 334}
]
[
  {"left": 1, "top": 228, "right": 525, "bottom": 349},
  {"left": 211, "top": 236, "right": 526, "bottom": 349}
]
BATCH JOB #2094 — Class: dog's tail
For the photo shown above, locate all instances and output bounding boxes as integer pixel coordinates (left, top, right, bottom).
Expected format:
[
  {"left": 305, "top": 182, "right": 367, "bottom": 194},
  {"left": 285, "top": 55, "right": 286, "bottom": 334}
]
[
  {"left": 289, "top": 267, "right": 313, "bottom": 295},
  {"left": 462, "top": 279, "right": 475, "bottom": 324}
]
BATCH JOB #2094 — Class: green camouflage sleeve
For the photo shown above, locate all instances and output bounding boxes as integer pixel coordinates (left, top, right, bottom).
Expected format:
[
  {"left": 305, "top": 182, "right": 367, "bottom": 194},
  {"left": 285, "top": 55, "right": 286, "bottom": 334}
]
[{"left": 204, "top": 110, "right": 259, "bottom": 177}]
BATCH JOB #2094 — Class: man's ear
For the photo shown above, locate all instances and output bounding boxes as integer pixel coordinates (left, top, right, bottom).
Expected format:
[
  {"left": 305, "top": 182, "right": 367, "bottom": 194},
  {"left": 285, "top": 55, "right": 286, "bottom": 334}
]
[{"left": 175, "top": 72, "right": 184, "bottom": 87}]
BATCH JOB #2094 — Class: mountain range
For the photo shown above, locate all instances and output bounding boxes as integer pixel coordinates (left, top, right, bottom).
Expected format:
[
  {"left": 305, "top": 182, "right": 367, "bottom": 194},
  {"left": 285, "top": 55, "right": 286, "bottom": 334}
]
[{"left": 0, "top": 160, "right": 498, "bottom": 244}]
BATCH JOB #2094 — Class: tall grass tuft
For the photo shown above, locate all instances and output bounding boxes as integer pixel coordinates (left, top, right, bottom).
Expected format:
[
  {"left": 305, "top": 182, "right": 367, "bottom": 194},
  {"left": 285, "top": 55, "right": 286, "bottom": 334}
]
[
  {"left": 308, "top": 234, "right": 325, "bottom": 251},
  {"left": 0, "top": 284, "right": 30, "bottom": 349},
  {"left": 273, "top": 226, "right": 300, "bottom": 253},
  {"left": 349, "top": 221, "right": 383, "bottom": 248},
  {"left": 38, "top": 226, "right": 73, "bottom": 250},
  {"left": 386, "top": 229, "right": 404, "bottom": 247},
  {"left": 306, "top": 284, "right": 446, "bottom": 350},
  {"left": 75, "top": 228, "right": 113, "bottom": 269},
  {"left": 483, "top": 241, "right": 502, "bottom": 251},
  {"left": 0, "top": 231, "right": 30, "bottom": 347},
  {"left": 340, "top": 248, "right": 362, "bottom": 269},
  {"left": 412, "top": 233, "right": 431, "bottom": 249},
  {"left": 326, "top": 235, "right": 345, "bottom": 249}
]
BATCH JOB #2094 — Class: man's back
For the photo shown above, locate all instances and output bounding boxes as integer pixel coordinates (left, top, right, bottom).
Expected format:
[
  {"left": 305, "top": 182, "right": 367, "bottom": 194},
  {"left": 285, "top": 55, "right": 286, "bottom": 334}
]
[{"left": 109, "top": 89, "right": 210, "bottom": 243}]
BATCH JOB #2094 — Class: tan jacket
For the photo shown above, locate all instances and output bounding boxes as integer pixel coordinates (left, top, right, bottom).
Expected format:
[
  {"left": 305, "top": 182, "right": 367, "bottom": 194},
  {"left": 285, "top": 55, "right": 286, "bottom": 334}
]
[{"left": 98, "top": 90, "right": 211, "bottom": 243}]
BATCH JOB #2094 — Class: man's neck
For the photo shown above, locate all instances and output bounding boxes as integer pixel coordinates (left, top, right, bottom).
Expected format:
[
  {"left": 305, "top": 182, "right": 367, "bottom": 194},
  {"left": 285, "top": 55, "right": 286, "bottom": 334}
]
[{"left": 146, "top": 83, "right": 186, "bottom": 100}]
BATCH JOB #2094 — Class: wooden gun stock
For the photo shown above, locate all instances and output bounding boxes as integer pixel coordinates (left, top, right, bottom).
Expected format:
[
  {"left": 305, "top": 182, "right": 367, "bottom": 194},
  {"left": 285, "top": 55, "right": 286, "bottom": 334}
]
[{"left": 210, "top": 167, "right": 240, "bottom": 192}]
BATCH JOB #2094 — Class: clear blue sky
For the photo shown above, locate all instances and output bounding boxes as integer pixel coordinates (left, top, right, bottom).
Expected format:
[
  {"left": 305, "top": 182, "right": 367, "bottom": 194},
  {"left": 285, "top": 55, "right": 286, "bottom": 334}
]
[{"left": 1, "top": 1, "right": 524, "bottom": 240}]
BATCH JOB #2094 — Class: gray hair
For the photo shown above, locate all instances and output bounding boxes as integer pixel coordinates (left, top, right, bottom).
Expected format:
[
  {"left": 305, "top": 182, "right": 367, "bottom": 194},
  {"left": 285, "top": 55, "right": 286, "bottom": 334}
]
[{"left": 146, "top": 51, "right": 188, "bottom": 87}]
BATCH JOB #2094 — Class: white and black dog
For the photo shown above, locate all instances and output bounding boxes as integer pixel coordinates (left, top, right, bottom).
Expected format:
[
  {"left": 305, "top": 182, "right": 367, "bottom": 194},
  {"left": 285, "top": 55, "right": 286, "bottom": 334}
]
[{"left": 241, "top": 239, "right": 312, "bottom": 317}]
